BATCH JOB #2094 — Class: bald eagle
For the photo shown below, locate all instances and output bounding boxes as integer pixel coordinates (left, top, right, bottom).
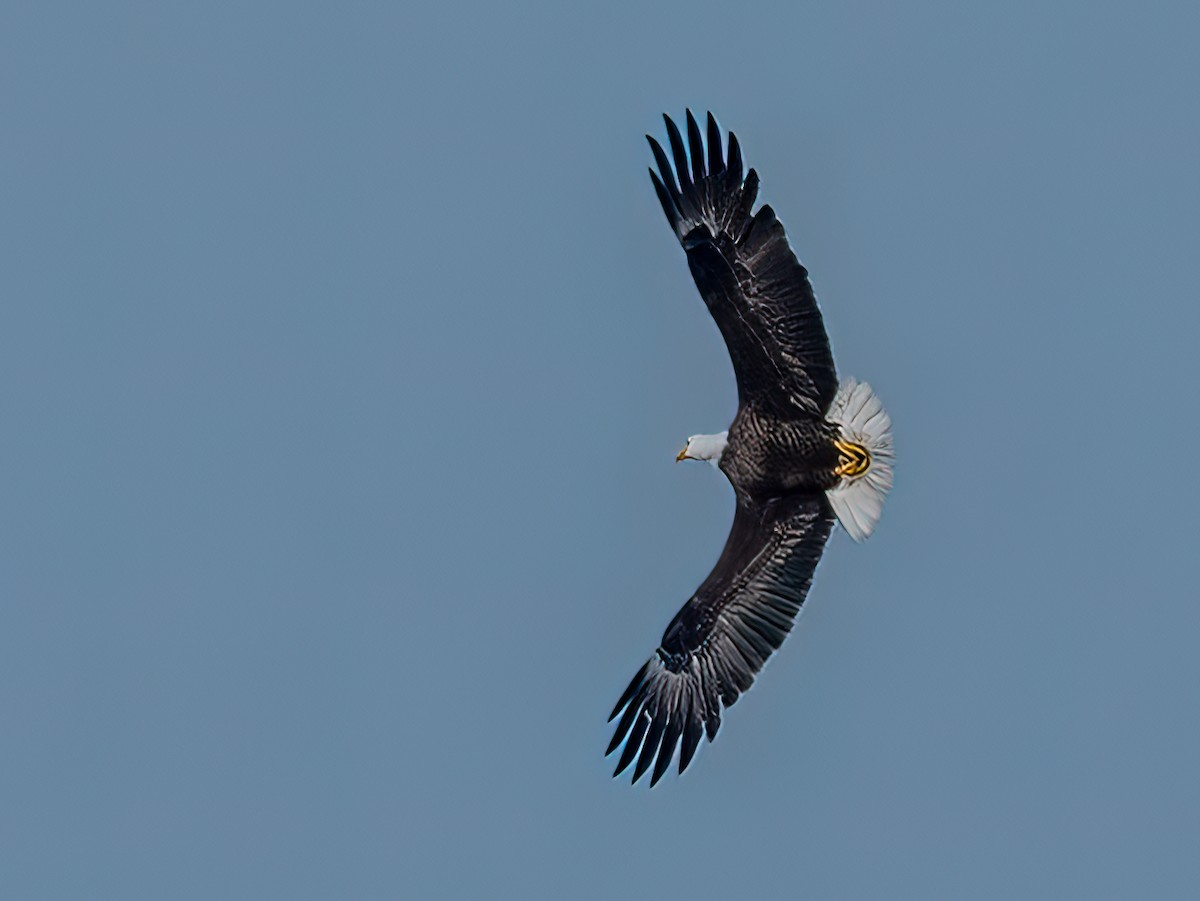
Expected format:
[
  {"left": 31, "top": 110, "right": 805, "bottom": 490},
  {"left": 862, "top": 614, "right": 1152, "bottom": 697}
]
[{"left": 606, "top": 112, "right": 894, "bottom": 786}]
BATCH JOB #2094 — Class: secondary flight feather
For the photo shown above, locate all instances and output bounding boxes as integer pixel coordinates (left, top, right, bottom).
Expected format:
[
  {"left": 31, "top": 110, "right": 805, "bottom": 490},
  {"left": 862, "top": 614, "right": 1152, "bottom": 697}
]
[{"left": 607, "top": 111, "right": 894, "bottom": 786}]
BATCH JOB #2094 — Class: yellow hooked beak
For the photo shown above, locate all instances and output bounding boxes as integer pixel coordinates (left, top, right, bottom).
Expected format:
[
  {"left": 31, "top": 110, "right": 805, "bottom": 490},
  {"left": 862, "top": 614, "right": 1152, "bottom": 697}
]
[{"left": 676, "top": 445, "right": 689, "bottom": 462}]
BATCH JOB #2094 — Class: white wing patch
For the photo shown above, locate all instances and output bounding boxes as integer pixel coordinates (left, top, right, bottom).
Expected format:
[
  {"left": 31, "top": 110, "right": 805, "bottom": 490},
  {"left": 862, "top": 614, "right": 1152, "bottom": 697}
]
[{"left": 826, "top": 378, "right": 894, "bottom": 541}]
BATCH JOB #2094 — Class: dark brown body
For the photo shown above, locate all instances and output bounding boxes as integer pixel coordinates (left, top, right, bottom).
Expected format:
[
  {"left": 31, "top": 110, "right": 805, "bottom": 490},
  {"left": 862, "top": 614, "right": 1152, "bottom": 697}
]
[{"left": 720, "top": 404, "right": 841, "bottom": 498}]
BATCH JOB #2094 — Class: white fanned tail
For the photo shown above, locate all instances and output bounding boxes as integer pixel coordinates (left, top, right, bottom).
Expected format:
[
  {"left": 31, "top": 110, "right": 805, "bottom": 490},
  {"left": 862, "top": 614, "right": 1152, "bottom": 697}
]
[{"left": 826, "top": 378, "right": 894, "bottom": 542}]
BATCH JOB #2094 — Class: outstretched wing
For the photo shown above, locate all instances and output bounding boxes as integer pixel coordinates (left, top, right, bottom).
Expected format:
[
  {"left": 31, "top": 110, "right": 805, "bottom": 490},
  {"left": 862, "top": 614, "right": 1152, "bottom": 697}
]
[
  {"left": 606, "top": 493, "right": 835, "bottom": 786},
  {"left": 649, "top": 111, "right": 838, "bottom": 418}
]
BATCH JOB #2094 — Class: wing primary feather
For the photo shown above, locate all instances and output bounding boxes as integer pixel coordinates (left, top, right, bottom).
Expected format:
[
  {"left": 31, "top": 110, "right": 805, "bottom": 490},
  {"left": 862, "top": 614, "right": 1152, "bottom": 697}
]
[
  {"left": 680, "top": 707, "right": 704, "bottom": 772},
  {"left": 686, "top": 109, "right": 705, "bottom": 185},
  {"left": 606, "top": 696, "right": 642, "bottom": 756},
  {"left": 663, "top": 114, "right": 696, "bottom": 214},
  {"left": 652, "top": 713, "right": 684, "bottom": 786},
  {"left": 706, "top": 112, "right": 724, "bottom": 176},
  {"left": 726, "top": 130, "right": 743, "bottom": 185},
  {"left": 609, "top": 660, "right": 649, "bottom": 721},
  {"left": 648, "top": 169, "right": 680, "bottom": 233},
  {"left": 632, "top": 707, "right": 668, "bottom": 784},
  {"left": 664, "top": 114, "right": 689, "bottom": 185},
  {"left": 699, "top": 655, "right": 723, "bottom": 739},
  {"left": 704, "top": 712, "right": 720, "bottom": 742},
  {"left": 646, "top": 135, "right": 679, "bottom": 198},
  {"left": 613, "top": 709, "right": 651, "bottom": 777}
]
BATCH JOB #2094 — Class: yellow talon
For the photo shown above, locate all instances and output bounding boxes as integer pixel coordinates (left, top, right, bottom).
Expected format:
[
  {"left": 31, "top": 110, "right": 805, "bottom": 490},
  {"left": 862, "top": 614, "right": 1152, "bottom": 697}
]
[{"left": 834, "top": 439, "right": 871, "bottom": 478}]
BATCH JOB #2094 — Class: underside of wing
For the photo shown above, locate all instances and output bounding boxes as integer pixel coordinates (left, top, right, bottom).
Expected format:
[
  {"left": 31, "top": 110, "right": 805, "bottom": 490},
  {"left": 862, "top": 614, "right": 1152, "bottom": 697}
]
[
  {"left": 606, "top": 493, "right": 835, "bottom": 786},
  {"left": 649, "top": 111, "right": 838, "bottom": 417}
]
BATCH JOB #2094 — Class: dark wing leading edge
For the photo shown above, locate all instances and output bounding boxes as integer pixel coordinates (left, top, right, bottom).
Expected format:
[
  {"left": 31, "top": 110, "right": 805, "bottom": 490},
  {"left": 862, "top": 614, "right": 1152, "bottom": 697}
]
[
  {"left": 649, "top": 111, "right": 838, "bottom": 418},
  {"left": 606, "top": 494, "right": 835, "bottom": 786}
]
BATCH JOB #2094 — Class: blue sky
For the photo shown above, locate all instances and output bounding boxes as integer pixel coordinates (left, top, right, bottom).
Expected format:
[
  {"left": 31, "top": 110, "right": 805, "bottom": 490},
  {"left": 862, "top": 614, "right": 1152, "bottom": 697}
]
[{"left": 4, "top": 2, "right": 1200, "bottom": 898}]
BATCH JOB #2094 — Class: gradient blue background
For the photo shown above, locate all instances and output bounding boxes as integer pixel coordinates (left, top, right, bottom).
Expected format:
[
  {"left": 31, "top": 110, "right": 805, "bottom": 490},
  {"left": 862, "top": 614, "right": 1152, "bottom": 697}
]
[{"left": 4, "top": 2, "right": 1200, "bottom": 898}]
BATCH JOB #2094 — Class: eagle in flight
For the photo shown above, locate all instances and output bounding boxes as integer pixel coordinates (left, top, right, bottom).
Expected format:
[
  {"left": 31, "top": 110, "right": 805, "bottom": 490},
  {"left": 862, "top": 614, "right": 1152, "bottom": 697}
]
[{"left": 607, "top": 112, "right": 894, "bottom": 786}]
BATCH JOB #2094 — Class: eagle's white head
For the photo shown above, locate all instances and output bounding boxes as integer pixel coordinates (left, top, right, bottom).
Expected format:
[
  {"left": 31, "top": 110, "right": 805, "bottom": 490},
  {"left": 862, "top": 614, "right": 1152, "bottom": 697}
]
[{"left": 676, "top": 431, "right": 728, "bottom": 468}]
